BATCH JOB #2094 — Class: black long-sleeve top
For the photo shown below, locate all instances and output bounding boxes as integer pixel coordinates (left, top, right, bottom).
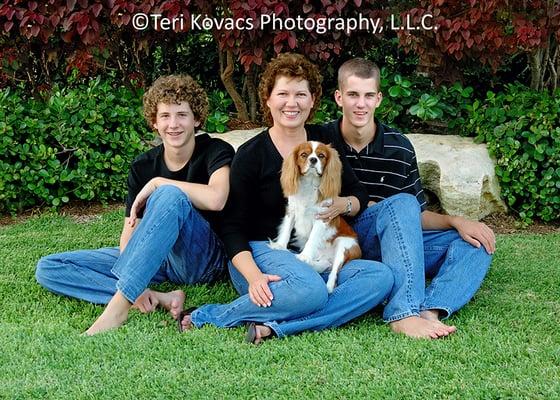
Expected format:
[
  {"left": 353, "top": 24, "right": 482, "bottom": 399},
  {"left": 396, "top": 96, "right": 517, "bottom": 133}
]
[{"left": 219, "top": 125, "right": 369, "bottom": 260}]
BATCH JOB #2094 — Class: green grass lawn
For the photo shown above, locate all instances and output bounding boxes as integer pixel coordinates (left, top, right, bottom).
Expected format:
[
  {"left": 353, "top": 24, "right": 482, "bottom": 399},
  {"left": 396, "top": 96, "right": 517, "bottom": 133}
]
[{"left": 1, "top": 209, "right": 559, "bottom": 399}]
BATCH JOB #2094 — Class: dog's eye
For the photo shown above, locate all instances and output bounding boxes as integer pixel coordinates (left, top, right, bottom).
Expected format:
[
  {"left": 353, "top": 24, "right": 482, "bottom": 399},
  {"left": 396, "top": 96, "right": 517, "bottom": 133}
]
[
  {"left": 300, "top": 152, "right": 308, "bottom": 158},
  {"left": 318, "top": 153, "right": 326, "bottom": 159}
]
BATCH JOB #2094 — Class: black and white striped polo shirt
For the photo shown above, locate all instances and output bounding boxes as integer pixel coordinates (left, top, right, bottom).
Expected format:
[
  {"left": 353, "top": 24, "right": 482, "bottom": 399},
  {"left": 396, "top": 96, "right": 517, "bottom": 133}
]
[{"left": 324, "top": 118, "right": 427, "bottom": 211}]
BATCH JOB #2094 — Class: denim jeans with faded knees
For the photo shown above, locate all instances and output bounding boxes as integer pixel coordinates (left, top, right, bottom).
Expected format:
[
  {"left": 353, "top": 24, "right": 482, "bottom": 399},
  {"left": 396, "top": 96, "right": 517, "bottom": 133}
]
[
  {"left": 351, "top": 193, "right": 492, "bottom": 322},
  {"left": 191, "top": 241, "right": 394, "bottom": 338},
  {"left": 35, "top": 185, "right": 226, "bottom": 304}
]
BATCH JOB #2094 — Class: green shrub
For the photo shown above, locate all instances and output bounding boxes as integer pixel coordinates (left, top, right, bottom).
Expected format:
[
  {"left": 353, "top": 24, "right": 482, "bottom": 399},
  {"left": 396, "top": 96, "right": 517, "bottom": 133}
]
[
  {"left": 0, "top": 78, "right": 152, "bottom": 214},
  {"left": 206, "top": 110, "right": 230, "bottom": 133},
  {"left": 205, "top": 90, "right": 233, "bottom": 133},
  {"left": 465, "top": 84, "right": 560, "bottom": 223},
  {"left": 409, "top": 93, "right": 445, "bottom": 120},
  {"left": 407, "top": 83, "right": 474, "bottom": 134},
  {"left": 311, "top": 97, "right": 341, "bottom": 124},
  {"left": 377, "top": 70, "right": 418, "bottom": 129},
  {"left": 438, "top": 83, "right": 474, "bottom": 132}
]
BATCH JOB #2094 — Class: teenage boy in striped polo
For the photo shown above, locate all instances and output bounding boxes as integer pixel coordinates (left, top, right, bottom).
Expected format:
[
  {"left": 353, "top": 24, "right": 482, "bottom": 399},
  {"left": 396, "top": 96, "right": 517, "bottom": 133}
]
[{"left": 324, "top": 58, "right": 496, "bottom": 339}]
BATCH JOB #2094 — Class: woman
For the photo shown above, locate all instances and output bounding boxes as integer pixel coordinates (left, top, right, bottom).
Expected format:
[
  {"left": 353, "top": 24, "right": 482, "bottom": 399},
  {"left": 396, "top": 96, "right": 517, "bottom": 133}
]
[{"left": 179, "top": 53, "right": 394, "bottom": 343}]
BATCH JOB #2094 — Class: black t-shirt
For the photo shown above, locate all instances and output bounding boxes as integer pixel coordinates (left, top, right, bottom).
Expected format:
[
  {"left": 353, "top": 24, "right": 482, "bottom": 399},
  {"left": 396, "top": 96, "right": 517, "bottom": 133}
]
[
  {"left": 125, "top": 133, "right": 234, "bottom": 230},
  {"left": 219, "top": 126, "right": 369, "bottom": 259}
]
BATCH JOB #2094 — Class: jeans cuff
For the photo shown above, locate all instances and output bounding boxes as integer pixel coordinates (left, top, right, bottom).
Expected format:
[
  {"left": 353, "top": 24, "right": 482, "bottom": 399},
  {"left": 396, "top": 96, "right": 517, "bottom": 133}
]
[
  {"left": 190, "top": 309, "right": 203, "bottom": 328},
  {"left": 265, "top": 322, "right": 283, "bottom": 338},
  {"left": 115, "top": 281, "right": 137, "bottom": 304},
  {"left": 383, "top": 310, "right": 420, "bottom": 323},
  {"left": 420, "top": 305, "right": 452, "bottom": 320}
]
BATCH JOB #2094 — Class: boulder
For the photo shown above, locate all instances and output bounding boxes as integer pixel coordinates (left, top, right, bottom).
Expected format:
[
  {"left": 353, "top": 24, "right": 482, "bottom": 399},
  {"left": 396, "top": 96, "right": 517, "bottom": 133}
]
[
  {"left": 407, "top": 134, "right": 507, "bottom": 220},
  {"left": 211, "top": 128, "right": 264, "bottom": 150},
  {"left": 210, "top": 129, "right": 507, "bottom": 220}
]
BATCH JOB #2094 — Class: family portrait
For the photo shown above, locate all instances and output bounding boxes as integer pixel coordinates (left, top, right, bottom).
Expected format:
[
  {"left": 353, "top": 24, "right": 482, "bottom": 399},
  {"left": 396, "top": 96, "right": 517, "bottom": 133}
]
[{"left": 1, "top": 1, "right": 558, "bottom": 398}]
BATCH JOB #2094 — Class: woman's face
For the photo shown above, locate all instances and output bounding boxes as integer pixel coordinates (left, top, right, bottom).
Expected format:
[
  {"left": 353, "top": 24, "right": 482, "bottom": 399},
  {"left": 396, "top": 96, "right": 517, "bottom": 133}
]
[{"left": 266, "top": 75, "right": 315, "bottom": 130}]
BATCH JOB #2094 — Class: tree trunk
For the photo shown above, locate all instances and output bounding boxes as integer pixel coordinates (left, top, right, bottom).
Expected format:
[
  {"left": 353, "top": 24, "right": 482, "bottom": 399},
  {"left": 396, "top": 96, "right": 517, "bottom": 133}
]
[
  {"left": 529, "top": 49, "right": 544, "bottom": 91},
  {"left": 220, "top": 50, "right": 249, "bottom": 121},
  {"left": 246, "top": 66, "right": 258, "bottom": 121},
  {"left": 528, "top": 34, "right": 560, "bottom": 92},
  {"left": 528, "top": 0, "right": 558, "bottom": 92}
]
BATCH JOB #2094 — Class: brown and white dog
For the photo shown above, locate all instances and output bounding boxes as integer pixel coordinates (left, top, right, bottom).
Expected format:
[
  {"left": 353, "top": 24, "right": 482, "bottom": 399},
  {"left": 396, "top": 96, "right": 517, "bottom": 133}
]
[{"left": 269, "top": 141, "right": 362, "bottom": 293}]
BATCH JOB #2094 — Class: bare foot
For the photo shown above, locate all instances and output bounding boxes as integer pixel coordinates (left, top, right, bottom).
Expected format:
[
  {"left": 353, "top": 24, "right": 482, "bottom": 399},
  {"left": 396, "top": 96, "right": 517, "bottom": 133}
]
[
  {"left": 151, "top": 290, "right": 185, "bottom": 320},
  {"left": 85, "top": 291, "right": 131, "bottom": 336},
  {"left": 420, "top": 309, "right": 440, "bottom": 321},
  {"left": 253, "top": 325, "right": 272, "bottom": 345},
  {"left": 420, "top": 310, "right": 457, "bottom": 335},
  {"left": 132, "top": 289, "right": 159, "bottom": 314},
  {"left": 179, "top": 312, "right": 193, "bottom": 332},
  {"left": 390, "top": 316, "right": 455, "bottom": 339}
]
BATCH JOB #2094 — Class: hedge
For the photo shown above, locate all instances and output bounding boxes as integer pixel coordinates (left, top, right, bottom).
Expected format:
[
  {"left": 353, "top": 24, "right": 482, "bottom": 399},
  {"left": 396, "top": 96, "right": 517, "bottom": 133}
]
[
  {"left": 466, "top": 84, "right": 560, "bottom": 223},
  {"left": 1, "top": 78, "right": 558, "bottom": 224},
  {"left": 0, "top": 77, "right": 151, "bottom": 214}
]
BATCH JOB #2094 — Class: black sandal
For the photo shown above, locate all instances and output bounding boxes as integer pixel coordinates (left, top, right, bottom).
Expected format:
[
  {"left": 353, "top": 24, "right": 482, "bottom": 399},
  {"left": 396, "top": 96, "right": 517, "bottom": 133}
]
[
  {"left": 245, "top": 322, "right": 275, "bottom": 344},
  {"left": 177, "top": 307, "right": 197, "bottom": 333}
]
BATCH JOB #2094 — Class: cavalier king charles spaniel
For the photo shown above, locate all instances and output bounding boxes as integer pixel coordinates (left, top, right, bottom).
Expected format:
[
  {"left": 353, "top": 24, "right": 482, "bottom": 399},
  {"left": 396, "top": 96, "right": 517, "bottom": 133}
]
[{"left": 269, "top": 141, "right": 361, "bottom": 293}]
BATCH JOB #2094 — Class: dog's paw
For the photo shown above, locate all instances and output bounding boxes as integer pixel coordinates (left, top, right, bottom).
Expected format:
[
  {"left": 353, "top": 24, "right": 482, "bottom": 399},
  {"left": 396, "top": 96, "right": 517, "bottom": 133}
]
[
  {"left": 326, "top": 279, "right": 336, "bottom": 293},
  {"left": 296, "top": 252, "right": 314, "bottom": 265},
  {"left": 268, "top": 240, "right": 287, "bottom": 251}
]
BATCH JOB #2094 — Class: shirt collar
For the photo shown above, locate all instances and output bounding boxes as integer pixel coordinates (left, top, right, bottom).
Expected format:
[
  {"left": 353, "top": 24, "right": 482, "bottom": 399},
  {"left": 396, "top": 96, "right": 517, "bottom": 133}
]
[{"left": 337, "top": 117, "right": 385, "bottom": 156}]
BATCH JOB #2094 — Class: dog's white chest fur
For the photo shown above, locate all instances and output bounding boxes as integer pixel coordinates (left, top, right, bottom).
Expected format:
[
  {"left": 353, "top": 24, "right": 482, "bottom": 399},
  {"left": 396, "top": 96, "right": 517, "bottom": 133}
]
[{"left": 288, "top": 175, "right": 327, "bottom": 250}]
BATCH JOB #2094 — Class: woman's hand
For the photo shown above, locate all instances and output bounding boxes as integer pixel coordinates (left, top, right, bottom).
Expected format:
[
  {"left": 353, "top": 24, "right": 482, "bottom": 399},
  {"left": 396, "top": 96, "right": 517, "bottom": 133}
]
[
  {"left": 248, "top": 273, "right": 282, "bottom": 307},
  {"left": 316, "top": 197, "right": 345, "bottom": 222}
]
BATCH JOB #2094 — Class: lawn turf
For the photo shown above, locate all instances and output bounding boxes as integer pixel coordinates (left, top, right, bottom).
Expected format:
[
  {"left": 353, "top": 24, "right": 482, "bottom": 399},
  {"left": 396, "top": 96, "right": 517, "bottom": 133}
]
[{"left": 1, "top": 209, "right": 559, "bottom": 399}]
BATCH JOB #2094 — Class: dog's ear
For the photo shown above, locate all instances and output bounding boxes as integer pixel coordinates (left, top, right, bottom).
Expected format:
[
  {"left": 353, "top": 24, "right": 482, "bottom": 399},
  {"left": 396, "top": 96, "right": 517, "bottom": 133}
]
[
  {"left": 319, "top": 145, "right": 342, "bottom": 201},
  {"left": 280, "top": 146, "right": 300, "bottom": 196}
]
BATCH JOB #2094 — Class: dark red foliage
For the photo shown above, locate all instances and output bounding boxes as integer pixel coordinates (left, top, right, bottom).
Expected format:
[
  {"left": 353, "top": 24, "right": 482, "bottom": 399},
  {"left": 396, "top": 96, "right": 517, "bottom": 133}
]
[{"left": 398, "top": 0, "right": 559, "bottom": 72}]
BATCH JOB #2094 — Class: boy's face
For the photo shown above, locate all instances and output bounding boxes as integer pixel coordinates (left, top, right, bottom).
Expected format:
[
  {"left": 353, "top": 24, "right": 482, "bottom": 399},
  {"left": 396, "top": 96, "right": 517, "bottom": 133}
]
[
  {"left": 334, "top": 75, "right": 382, "bottom": 129},
  {"left": 153, "top": 102, "right": 199, "bottom": 150}
]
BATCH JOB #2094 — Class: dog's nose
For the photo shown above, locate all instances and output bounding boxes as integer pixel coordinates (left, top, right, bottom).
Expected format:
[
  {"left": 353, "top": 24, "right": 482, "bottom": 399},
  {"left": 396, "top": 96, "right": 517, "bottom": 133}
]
[{"left": 309, "top": 157, "right": 318, "bottom": 165}]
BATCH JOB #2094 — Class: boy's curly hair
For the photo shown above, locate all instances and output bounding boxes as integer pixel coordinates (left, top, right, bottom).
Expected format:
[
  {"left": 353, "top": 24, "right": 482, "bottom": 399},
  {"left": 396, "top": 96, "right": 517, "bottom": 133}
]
[
  {"left": 258, "top": 53, "right": 323, "bottom": 126},
  {"left": 143, "top": 75, "right": 208, "bottom": 130}
]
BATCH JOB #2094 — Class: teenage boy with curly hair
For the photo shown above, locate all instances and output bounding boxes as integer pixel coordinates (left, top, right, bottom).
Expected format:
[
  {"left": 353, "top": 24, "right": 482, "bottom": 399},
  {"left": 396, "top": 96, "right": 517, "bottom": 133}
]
[{"left": 36, "top": 75, "right": 234, "bottom": 335}]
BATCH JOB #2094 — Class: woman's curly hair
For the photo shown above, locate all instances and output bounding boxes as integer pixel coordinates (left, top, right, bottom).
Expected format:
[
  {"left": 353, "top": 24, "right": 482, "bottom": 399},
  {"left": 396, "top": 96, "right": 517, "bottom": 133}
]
[
  {"left": 258, "top": 53, "right": 323, "bottom": 126},
  {"left": 143, "top": 74, "right": 208, "bottom": 130}
]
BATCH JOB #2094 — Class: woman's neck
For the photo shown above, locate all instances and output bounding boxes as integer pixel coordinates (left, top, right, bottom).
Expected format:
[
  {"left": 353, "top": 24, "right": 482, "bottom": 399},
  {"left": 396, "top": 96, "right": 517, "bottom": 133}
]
[{"left": 268, "top": 125, "right": 307, "bottom": 159}]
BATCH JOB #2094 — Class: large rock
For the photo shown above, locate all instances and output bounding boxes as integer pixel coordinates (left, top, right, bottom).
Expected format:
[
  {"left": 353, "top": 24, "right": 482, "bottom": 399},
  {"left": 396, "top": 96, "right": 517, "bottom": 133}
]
[
  {"left": 211, "top": 128, "right": 264, "bottom": 150},
  {"left": 407, "top": 134, "right": 507, "bottom": 220},
  {"left": 210, "top": 129, "right": 507, "bottom": 220}
]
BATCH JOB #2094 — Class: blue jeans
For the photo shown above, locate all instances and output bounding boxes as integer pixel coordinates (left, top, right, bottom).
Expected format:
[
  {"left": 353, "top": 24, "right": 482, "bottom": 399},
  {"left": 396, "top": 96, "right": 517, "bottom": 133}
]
[
  {"left": 35, "top": 185, "right": 226, "bottom": 304},
  {"left": 190, "top": 241, "right": 394, "bottom": 338},
  {"left": 352, "top": 193, "right": 492, "bottom": 322}
]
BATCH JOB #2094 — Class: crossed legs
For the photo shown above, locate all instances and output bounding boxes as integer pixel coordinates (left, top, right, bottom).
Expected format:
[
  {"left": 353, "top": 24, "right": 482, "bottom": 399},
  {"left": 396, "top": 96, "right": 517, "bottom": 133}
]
[
  {"left": 36, "top": 186, "right": 225, "bottom": 335},
  {"left": 86, "top": 289, "right": 186, "bottom": 335},
  {"left": 352, "top": 194, "right": 491, "bottom": 339}
]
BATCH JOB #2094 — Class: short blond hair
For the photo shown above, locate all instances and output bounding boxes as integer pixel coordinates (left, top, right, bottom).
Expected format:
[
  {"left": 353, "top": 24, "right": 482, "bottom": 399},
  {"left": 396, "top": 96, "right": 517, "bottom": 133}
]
[{"left": 338, "top": 58, "right": 381, "bottom": 92}]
